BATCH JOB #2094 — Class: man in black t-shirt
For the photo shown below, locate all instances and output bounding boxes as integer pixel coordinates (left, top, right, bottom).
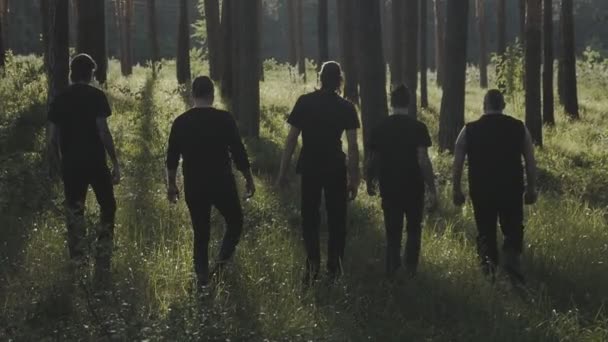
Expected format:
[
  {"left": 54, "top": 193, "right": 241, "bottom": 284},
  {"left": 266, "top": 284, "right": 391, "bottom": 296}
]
[
  {"left": 366, "top": 85, "right": 438, "bottom": 277},
  {"left": 277, "top": 61, "right": 360, "bottom": 283},
  {"left": 48, "top": 54, "right": 121, "bottom": 285},
  {"left": 166, "top": 76, "right": 255, "bottom": 287},
  {"left": 452, "top": 90, "right": 538, "bottom": 282}
]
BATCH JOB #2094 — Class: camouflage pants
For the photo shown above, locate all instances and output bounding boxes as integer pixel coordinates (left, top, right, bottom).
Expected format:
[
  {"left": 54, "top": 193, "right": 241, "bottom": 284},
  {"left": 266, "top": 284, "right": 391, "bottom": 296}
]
[{"left": 63, "top": 167, "right": 117, "bottom": 270}]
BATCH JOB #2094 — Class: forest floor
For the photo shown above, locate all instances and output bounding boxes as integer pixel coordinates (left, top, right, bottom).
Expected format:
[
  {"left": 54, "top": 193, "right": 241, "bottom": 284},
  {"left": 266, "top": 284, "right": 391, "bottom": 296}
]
[{"left": 0, "top": 56, "right": 607, "bottom": 341}]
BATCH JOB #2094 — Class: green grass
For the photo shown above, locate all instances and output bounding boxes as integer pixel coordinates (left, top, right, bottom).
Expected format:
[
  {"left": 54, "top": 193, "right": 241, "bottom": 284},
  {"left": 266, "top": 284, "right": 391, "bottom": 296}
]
[{"left": 0, "top": 55, "right": 607, "bottom": 341}]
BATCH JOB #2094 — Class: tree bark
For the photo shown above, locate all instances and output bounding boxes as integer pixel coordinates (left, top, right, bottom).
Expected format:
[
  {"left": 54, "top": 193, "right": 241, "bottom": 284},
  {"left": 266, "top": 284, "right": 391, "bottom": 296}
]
[
  {"left": 317, "top": 0, "right": 329, "bottom": 71},
  {"left": 433, "top": 0, "right": 445, "bottom": 88},
  {"left": 45, "top": 0, "right": 70, "bottom": 102},
  {"left": 392, "top": 0, "right": 404, "bottom": 85},
  {"left": 176, "top": 0, "right": 191, "bottom": 84},
  {"left": 358, "top": 0, "right": 388, "bottom": 159},
  {"left": 420, "top": 0, "right": 428, "bottom": 108},
  {"left": 496, "top": 0, "right": 506, "bottom": 56},
  {"left": 232, "top": 0, "right": 260, "bottom": 137},
  {"left": 560, "top": 0, "right": 578, "bottom": 119},
  {"left": 220, "top": 0, "right": 233, "bottom": 98},
  {"left": 542, "top": 0, "right": 554, "bottom": 125},
  {"left": 519, "top": 0, "right": 526, "bottom": 44},
  {"left": 295, "top": 0, "right": 306, "bottom": 81},
  {"left": 1, "top": 0, "right": 9, "bottom": 55},
  {"left": 147, "top": 0, "right": 160, "bottom": 64},
  {"left": 525, "top": 0, "right": 543, "bottom": 146},
  {"left": 258, "top": 0, "right": 264, "bottom": 81},
  {"left": 76, "top": 0, "right": 107, "bottom": 84},
  {"left": 438, "top": 0, "right": 469, "bottom": 152},
  {"left": 204, "top": 0, "right": 221, "bottom": 81},
  {"left": 116, "top": 0, "right": 134, "bottom": 76},
  {"left": 340, "top": 0, "right": 359, "bottom": 103},
  {"left": 477, "top": 0, "right": 488, "bottom": 88},
  {"left": 404, "top": 0, "right": 418, "bottom": 117},
  {"left": 0, "top": 2, "right": 5, "bottom": 68},
  {"left": 286, "top": 0, "right": 297, "bottom": 66}
]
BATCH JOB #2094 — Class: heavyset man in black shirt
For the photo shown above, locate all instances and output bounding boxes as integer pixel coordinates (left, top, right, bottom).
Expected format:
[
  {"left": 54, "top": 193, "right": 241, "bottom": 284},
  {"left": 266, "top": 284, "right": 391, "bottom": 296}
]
[
  {"left": 166, "top": 76, "right": 255, "bottom": 287},
  {"left": 366, "top": 85, "right": 438, "bottom": 277},
  {"left": 452, "top": 90, "right": 538, "bottom": 282},
  {"left": 277, "top": 61, "right": 361, "bottom": 283},
  {"left": 47, "top": 54, "right": 121, "bottom": 285}
]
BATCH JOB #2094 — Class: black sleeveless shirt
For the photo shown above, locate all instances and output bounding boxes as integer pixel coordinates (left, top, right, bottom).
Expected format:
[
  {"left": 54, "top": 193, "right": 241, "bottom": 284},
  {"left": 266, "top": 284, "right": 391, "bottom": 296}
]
[{"left": 465, "top": 114, "right": 526, "bottom": 198}]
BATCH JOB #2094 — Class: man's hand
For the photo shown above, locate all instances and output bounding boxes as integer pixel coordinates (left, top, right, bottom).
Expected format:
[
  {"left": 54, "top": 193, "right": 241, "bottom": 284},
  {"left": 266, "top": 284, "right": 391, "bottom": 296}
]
[
  {"left": 167, "top": 184, "right": 179, "bottom": 204},
  {"left": 245, "top": 178, "right": 256, "bottom": 200},
  {"left": 366, "top": 181, "right": 378, "bottom": 197},
  {"left": 111, "top": 163, "right": 121, "bottom": 185},
  {"left": 348, "top": 177, "right": 360, "bottom": 201},
  {"left": 453, "top": 188, "right": 466, "bottom": 207},
  {"left": 427, "top": 191, "right": 438, "bottom": 212},
  {"left": 524, "top": 188, "right": 538, "bottom": 205}
]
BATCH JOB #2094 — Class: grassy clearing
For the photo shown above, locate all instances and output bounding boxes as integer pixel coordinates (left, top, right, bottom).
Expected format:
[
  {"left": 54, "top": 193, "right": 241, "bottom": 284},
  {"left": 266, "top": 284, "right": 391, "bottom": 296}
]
[{"left": 0, "top": 56, "right": 607, "bottom": 341}]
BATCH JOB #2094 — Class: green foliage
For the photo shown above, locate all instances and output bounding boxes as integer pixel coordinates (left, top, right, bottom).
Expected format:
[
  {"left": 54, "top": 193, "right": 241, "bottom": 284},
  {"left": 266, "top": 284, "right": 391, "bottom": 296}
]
[{"left": 491, "top": 40, "right": 525, "bottom": 98}]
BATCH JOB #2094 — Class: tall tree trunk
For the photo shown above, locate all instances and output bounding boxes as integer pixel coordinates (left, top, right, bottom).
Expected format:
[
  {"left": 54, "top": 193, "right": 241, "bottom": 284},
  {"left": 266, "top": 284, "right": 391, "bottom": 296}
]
[
  {"left": 358, "top": 0, "right": 388, "bottom": 159},
  {"left": 176, "top": 0, "right": 191, "bottom": 84},
  {"left": 232, "top": 0, "right": 260, "bottom": 137},
  {"left": 519, "top": 0, "right": 526, "bottom": 43},
  {"left": 420, "top": 0, "right": 428, "bottom": 108},
  {"left": 525, "top": 0, "right": 543, "bottom": 146},
  {"left": 317, "top": 0, "right": 329, "bottom": 71},
  {"left": 560, "top": 0, "right": 578, "bottom": 119},
  {"left": 543, "top": 0, "right": 554, "bottom": 125},
  {"left": 204, "top": 0, "right": 221, "bottom": 81},
  {"left": 404, "top": 0, "right": 418, "bottom": 117},
  {"left": 438, "top": 0, "right": 469, "bottom": 152},
  {"left": 557, "top": 8, "right": 564, "bottom": 105},
  {"left": 433, "top": 0, "right": 445, "bottom": 87},
  {"left": 147, "top": 0, "right": 160, "bottom": 64},
  {"left": 44, "top": 0, "right": 69, "bottom": 102},
  {"left": 41, "top": 0, "right": 50, "bottom": 69},
  {"left": 295, "top": 0, "right": 306, "bottom": 81},
  {"left": 1, "top": 0, "right": 9, "bottom": 55},
  {"left": 220, "top": 0, "right": 233, "bottom": 98},
  {"left": 76, "top": 0, "right": 107, "bottom": 84},
  {"left": 477, "top": 0, "right": 488, "bottom": 88},
  {"left": 117, "top": 0, "right": 134, "bottom": 76},
  {"left": 392, "top": 0, "right": 404, "bottom": 85},
  {"left": 0, "top": 2, "right": 5, "bottom": 68},
  {"left": 496, "top": 0, "right": 506, "bottom": 90},
  {"left": 380, "top": 0, "right": 391, "bottom": 71},
  {"left": 340, "top": 0, "right": 359, "bottom": 103},
  {"left": 286, "top": 0, "right": 297, "bottom": 66},
  {"left": 258, "top": 0, "right": 264, "bottom": 81}
]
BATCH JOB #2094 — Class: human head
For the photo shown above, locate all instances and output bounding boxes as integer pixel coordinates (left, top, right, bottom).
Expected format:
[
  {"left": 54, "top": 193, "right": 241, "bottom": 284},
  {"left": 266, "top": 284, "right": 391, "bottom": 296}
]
[
  {"left": 483, "top": 89, "right": 506, "bottom": 113},
  {"left": 192, "top": 76, "right": 215, "bottom": 101},
  {"left": 319, "top": 61, "right": 343, "bottom": 92},
  {"left": 70, "top": 54, "right": 96, "bottom": 83},
  {"left": 391, "top": 84, "right": 410, "bottom": 109}
]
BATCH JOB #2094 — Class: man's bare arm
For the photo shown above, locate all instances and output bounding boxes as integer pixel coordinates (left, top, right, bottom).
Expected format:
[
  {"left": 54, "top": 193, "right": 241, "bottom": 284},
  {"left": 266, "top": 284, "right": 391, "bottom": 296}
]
[
  {"left": 96, "top": 117, "right": 119, "bottom": 167},
  {"left": 418, "top": 147, "right": 437, "bottom": 194},
  {"left": 277, "top": 126, "right": 301, "bottom": 185},
  {"left": 523, "top": 128, "right": 538, "bottom": 203},
  {"left": 346, "top": 129, "right": 360, "bottom": 199},
  {"left": 452, "top": 127, "right": 467, "bottom": 205}
]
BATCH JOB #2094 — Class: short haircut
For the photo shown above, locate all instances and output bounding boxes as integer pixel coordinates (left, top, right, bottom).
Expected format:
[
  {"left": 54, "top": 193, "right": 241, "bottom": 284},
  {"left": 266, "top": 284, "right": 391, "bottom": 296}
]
[
  {"left": 484, "top": 89, "right": 506, "bottom": 111},
  {"left": 391, "top": 84, "right": 410, "bottom": 108},
  {"left": 70, "top": 54, "right": 96, "bottom": 83},
  {"left": 192, "top": 76, "right": 214, "bottom": 99},
  {"left": 319, "top": 61, "right": 342, "bottom": 91}
]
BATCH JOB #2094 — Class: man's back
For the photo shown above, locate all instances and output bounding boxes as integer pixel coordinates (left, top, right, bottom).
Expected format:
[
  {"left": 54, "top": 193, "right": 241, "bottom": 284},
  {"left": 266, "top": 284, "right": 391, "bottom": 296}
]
[
  {"left": 370, "top": 115, "right": 431, "bottom": 199},
  {"left": 166, "top": 108, "right": 250, "bottom": 183},
  {"left": 48, "top": 83, "right": 111, "bottom": 169},
  {"left": 287, "top": 90, "right": 359, "bottom": 174},
  {"left": 466, "top": 114, "right": 525, "bottom": 197}
]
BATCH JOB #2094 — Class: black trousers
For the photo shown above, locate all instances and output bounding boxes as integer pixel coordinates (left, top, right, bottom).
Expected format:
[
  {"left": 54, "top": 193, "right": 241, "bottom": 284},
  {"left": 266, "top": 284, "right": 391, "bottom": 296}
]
[
  {"left": 471, "top": 193, "right": 524, "bottom": 270},
  {"left": 381, "top": 193, "right": 424, "bottom": 274},
  {"left": 62, "top": 166, "right": 117, "bottom": 269},
  {"left": 184, "top": 176, "right": 243, "bottom": 281},
  {"left": 301, "top": 167, "right": 348, "bottom": 276}
]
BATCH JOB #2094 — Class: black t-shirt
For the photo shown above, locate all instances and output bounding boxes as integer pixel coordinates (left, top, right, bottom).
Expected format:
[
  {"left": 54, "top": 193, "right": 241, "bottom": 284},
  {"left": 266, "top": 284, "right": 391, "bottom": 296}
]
[
  {"left": 48, "top": 83, "right": 112, "bottom": 170},
  {"left": 287, "top": 90, "right": 360, "bottom": 174},
  {"left": 166, "top": 107, "right": 251, "bottom": 187},
  {"left": 369, "top": 114, "right": 432, "bottom": 199},
  {"left": 465, "top": 114, "right": 525, "bottom": 198}
]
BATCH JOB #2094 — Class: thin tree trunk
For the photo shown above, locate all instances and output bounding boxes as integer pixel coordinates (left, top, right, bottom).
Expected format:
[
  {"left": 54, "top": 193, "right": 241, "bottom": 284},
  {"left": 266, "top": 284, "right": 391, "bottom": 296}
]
[
  {"left": 477, "top": 0, "right": 488, "bottom": 88},
  {"left": 176, "top": 0, "right": 191, "bottom": 84},
  {"left": 258, "top": 0, "right": 264, "bottom": 81},
  {"left": 295, "top": 0, "right": 306, "bottom": 81},
  {"left": 438, "top": 0, "right": 469, "bottom": 152},
  {"left": 119, "top": 0, "right": 134, "bottom": 76},
  {"left": 41, "top": 0, "right": 50, "bottom": 70},
  {"left": 45, "top": 0, "right": 70, "bottom": 102},
  {"left": 525, "top": 0, "right": 543, "bottom": 146},
  {"left": 287, "top": 0, "right": 297, "bottom": 66},
  {"left": 381, "top": 0, "right": 391, "bottom": 72},
  {"left": 147, "top": 0, "right": 160, "bottom": 64},
  {"left": 404, "top": 0, "right": 418, "bottom": 117},
  {"left": 392, "top": 0, "right": 404, "bottom": 85},
  {"left": 1, "top": 0, "right": 9, "bottom": 55},
  {"left": 76, "top": 0, "right": 107, "bottom": 84},
  {"left": 519, "top": 0, "right": 526, "bottom": 44},
  {"left": 420, "top": 0, "right": 428, "bottom": 108},
  {"left": 0, "top": 11, "right": 4, "bottom": 69},
  {"left": 358, "top": 0, "right": 388, "bottom": 159},
  {"left": 317, "top": 0, "right": 329, "bottom": 71},
  {"left": 232, "top": 0, "right": 260, "bottom": 137},
  {"left": 496, "top": 0, "right": 506, "bottom": 90},
  {"left": 204, "top": 0, "right": 221, "bottom": 81},
  {"left": 433, "top": 0, "right": 445, "bottom": 87},
  {"left": 561, "top": 0, "right": 578, "bottom": 119},
  {"left": 220, "top": 0, "right": 233, "bottom": 98},
  {"left": 340, "top": 0, "right": 359, "bottom": 103},
  {"left": 543, "top": 0, "right": 554, "bottom": 125},
  {"left": 557, "top": 8, "right": 564, "bottom": 105}
]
